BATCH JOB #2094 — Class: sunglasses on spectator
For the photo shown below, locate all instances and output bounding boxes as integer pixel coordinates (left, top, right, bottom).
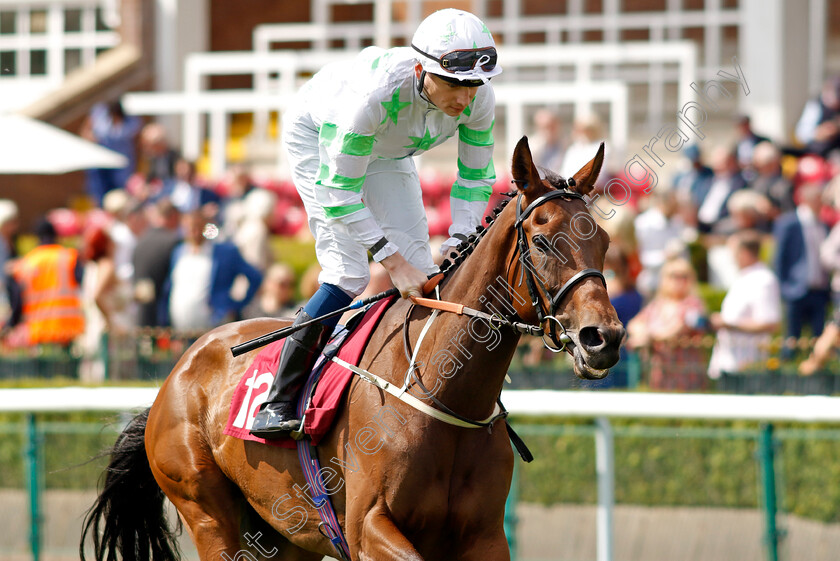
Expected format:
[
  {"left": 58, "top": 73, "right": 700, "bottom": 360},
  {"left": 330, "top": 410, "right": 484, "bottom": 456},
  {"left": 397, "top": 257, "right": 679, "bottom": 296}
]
[{"left": 411, "top": 45, "right": 498, "bottom": 73}]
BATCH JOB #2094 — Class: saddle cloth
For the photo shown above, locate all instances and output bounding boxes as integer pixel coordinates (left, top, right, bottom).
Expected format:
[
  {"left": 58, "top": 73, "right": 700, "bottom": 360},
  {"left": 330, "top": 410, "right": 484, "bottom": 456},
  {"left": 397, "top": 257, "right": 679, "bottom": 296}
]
[{"left": 224, "top": 297, "right": 395, "bottom": 449}]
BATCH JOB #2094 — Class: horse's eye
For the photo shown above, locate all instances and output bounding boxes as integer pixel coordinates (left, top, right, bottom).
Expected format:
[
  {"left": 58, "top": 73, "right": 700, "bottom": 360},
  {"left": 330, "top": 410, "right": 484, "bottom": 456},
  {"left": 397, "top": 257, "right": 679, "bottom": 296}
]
[{"left": 532, "top": 234, "right": 550, "bottom": 251}]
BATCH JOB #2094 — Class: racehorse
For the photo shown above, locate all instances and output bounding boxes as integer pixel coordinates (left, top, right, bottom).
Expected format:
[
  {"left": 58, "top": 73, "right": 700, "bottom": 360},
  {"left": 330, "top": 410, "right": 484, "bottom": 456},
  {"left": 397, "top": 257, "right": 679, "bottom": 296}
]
[{"left": 81, "top": 137, "right": 624, "bottom": 561}]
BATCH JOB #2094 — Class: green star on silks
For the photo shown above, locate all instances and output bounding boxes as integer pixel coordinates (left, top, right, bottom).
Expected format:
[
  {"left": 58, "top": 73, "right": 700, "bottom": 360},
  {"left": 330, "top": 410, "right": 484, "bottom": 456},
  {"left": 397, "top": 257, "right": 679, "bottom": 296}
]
[
  {"left": 381, "top": 88, "right": 411, "bottom": 125},
  {"left": 441, "top": 23, "right": 456, "bottom": 45},
  {"left": 405, "top": 128, "right": 439, "bottom": 151}
]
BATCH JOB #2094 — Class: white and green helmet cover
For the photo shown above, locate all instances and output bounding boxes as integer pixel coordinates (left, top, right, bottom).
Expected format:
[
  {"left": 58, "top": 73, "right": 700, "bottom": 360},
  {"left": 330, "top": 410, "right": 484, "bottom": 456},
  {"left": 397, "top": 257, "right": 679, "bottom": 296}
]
[
  {"left": 284, "top": 31, "right": 498, "bottom": 254},
  {"left": 412, "top": 8, "right": 502, "bottom": 84}
]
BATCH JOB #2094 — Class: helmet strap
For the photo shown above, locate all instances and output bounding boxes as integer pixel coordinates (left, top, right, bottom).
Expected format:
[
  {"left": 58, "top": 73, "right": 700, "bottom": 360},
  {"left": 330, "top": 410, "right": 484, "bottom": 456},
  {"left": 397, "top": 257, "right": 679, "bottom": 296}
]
[{"left": 417, "top": 69, "right": 437, "bottom": 108}]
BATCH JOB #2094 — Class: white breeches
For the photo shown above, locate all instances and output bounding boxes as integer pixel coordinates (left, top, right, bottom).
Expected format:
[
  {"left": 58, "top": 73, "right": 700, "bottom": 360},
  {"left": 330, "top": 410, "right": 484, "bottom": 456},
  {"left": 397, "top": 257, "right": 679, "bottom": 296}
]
[{"left": 283, "top": 114, "right": 437, "bottom": 296}]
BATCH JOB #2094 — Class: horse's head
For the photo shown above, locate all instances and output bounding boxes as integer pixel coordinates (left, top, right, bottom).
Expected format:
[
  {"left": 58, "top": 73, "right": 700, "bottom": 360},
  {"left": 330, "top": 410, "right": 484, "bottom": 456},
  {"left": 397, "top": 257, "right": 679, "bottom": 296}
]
[{"left": 507, "top": 136, "right": 625, "bottom": 379}]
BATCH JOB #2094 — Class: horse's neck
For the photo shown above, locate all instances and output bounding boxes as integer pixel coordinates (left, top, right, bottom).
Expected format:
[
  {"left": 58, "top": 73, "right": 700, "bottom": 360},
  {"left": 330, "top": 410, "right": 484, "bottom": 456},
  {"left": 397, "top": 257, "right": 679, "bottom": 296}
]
[{"left": 423, "top": 218, "right": 522, "bottom": 419}]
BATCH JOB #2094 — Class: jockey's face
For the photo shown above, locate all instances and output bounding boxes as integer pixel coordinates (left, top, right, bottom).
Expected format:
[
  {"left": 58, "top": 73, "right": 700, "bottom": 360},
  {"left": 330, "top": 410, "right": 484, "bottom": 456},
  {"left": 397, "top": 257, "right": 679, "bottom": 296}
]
[{"left": 416, "top": 65, "right": 479, "bottom": 117}]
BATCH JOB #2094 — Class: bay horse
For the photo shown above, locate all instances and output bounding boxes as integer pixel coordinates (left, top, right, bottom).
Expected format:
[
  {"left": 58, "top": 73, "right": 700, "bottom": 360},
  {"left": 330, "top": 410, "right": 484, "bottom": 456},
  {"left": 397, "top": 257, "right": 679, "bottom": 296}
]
[{"left": 81, "top": 137, "right": 624, "bottom": 561}]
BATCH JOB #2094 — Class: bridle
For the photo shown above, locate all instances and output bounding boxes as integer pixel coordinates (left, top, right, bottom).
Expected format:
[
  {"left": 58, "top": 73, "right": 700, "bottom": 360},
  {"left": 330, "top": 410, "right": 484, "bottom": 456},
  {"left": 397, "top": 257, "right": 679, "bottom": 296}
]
[
  {"left": 392, "top": 181, "right": 606, "bottom": 435},
  {"left": 512, "top": 182, "right": 606, "bottom": 352}
]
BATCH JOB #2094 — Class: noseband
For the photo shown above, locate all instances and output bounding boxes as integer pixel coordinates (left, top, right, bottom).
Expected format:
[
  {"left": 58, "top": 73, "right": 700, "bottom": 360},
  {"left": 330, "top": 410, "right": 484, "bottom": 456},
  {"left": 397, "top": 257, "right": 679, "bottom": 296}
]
[{"left": 512, "top": 186, "right": 606, "bottom": 351}]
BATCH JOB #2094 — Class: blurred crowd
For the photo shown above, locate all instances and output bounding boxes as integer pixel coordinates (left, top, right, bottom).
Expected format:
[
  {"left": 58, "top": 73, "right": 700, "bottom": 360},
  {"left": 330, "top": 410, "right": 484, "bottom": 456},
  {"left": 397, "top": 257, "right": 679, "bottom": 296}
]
[
  {"left": 2, "top": 78, "right": 840, "bottom": 387},
  {"left": 0, "top": 104, "right": 322, "bottom": 380},
  {"left": 525, "top": 77, "right": 840, "bottom": 389}
]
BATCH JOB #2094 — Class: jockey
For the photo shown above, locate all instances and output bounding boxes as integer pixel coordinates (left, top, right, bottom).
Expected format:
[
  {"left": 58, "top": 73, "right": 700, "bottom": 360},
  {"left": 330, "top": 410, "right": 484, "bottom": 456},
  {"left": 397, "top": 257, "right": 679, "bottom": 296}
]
[{"left": 251, "top": 9, "right": 502, "bottom": 438}]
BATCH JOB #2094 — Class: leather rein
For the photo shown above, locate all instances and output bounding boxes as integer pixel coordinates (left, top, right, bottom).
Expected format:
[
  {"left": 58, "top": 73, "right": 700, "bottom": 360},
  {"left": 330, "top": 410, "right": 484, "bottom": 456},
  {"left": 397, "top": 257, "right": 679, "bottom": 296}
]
[{"left": 395, "top": 184, "right": 606, "bottom": 429}]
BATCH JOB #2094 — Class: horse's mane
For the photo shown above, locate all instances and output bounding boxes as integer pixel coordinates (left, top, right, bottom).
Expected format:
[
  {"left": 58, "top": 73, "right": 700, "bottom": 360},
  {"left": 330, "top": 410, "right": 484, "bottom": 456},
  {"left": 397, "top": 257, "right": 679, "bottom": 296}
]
[
  {"left": 437, "top": 190, "right": 515, "bottom": 279},
  {"left": 439, "top": 168, "right": 572, "bottom": 279}
]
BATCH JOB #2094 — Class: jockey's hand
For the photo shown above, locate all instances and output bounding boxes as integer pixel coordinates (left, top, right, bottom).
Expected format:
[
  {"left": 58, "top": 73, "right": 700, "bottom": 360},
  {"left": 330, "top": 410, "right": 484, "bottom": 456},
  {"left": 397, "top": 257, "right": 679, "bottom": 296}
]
[
  {"left": 380, "top": 252, "right": 428, "bottom": 299},
  {"left": 439, "top": 236, "right": 462, "bottom": 258}
]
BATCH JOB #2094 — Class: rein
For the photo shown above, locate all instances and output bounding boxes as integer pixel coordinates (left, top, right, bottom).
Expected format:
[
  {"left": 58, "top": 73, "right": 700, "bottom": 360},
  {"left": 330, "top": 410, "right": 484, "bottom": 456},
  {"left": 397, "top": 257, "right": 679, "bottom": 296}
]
[
  {"left": 410, "top": 184, "right": 606, "bottom": 351},
  {"left": 379, "top": 184, "right": 605, "bottom": 430}
]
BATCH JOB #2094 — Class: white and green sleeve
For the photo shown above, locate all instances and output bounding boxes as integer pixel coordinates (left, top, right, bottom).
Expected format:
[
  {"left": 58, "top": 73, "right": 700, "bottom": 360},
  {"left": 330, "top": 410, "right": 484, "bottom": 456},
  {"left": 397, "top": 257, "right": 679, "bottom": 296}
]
[
  {"left": 449, "top": 89, "right": 496, "bottom": 239},
  {"left": 313, "top": 108, "right": 398, "bottom": 261}
]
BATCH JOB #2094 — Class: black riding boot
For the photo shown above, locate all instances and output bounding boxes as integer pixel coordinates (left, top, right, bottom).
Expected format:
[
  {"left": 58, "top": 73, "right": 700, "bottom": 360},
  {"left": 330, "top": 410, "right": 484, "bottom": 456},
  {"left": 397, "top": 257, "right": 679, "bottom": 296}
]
[{"left": 250, "top": 311, "right": 331, "bottom": 438}]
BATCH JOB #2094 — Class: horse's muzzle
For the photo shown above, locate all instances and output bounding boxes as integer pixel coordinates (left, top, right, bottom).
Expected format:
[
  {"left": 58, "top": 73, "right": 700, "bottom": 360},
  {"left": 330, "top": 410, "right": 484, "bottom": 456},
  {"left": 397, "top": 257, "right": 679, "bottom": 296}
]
[{"left": 569, "top": 324, "right": 625, "bottom": 378}]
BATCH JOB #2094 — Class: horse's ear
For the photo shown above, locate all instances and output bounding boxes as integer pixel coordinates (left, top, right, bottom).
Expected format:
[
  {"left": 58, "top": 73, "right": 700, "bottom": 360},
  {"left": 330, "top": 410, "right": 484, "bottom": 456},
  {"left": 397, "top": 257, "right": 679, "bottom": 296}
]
[
  {"left": 510, "top": 136, "right": 542, "bottom": 194},
  {"left": 571, "top": 142, "right": 605, "bottom": 196}
]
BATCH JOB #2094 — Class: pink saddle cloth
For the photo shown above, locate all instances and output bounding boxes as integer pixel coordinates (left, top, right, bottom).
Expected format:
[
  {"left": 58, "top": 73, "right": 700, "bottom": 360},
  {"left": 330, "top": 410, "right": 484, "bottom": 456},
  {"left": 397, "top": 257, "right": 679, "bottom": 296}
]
[{"left": 224, "top": 297, "right": 394, "bottom": 448}]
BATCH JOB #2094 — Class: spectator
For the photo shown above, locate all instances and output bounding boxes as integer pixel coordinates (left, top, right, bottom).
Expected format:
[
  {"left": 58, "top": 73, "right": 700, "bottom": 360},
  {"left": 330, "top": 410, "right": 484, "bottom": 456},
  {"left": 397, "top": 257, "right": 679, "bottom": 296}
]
[
  {"left": 594, "top": 205, "right": 642, "bottom": 281},
  {"left": 749, "top": 141, "right": 796, "bottom": 217},
  {"left": 733, "top": 114, "right": 770, "bottom": 172},
  {"left": 530, "top": 108, "right": 565, "bottom": 172},
  {"left": 161, "top": 158, "right": 204, "bottom": 213},
  {"left": 795, "top": 76, "right": 840, "bottom": 158},
  {"left": 231, "top": 188, "right": 277, "bottom": 272},
  {"left": 559, "top": 112, "right": 605, "bottom": 179},
  {"left": 605, "top": 245, "right": 643, "bottom": 328},
  {"left": 821, "top": 176, "right": 840, "bottom": 311},
  {"left": 133, "top": 198, "right": 182, "bottom": 327},
  {"left": 705, "top": 190, "right": 774, "bottom": 290},
  {"left": 7, "top": 219, "right": 84, "bottom": 346},
  {"left": 134, "top": 123, "right": 179, "bottom": 200},
  {"left": 696, "top": 146, "right": 746, "bottom": 234},
  {"left": 821, "top": 209, "right": 840, "bottom": 311},
  {"left": 773, "top": 183, "right": 831, "bottom": 346},
  {"left": 81, "top": 101, "right": 142, "bottom": 207},
  {"left": 798, "top": 307, "right": 840, "bottom": 376},
  {"left": 634, "top": 188, "right": 691, "bottom": 297},
  {"left": 167, "top": 159, "right": 221, "bottom": 219},
  {"left": 627, "top": 257, "right": 708, "bottom": 391},
  {"left": 79, "top": 226, "right": 135, "bottom": 381},
  {"left": 0, "top": 200, "right": 19, "bottom": 326},
  {"left": 672, "top": 145, "right": 714, "bottom": 215},
  {"left": 712, "top": 189, "right": 774, "bottom": 237},
  {"left": 708, "top": 230, "right": 781, "bottom": 379},
  {"left": 103, "top": 189, "right": 146, "bottom": 284},
  {"left": 244, "top": 263, "right": 299, "bottom": 319},
  {"left": 220, "top": 164, "right": 258, "bottom": 239},
  {"left": 582, "top": 245, "right": 642, "bottom": 389},
  {"left": 164, "top": 211, "right": 262, "bottom": 331}
]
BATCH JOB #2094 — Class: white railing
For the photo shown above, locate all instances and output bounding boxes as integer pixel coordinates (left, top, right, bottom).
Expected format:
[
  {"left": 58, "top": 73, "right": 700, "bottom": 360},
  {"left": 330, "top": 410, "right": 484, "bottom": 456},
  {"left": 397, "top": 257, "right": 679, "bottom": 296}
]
[
  {"left": 125, "top": 41, "right": 696, "bottom": 176},
  {"left": 0, "top": 0, "right": 118, "bottom": 112},
  {"left": 4, "top": 387, "right": 840, "bottom": 561},
  {"left": 6, "top": 386, "right": 840, "bottom": 423},
  {"left": 123, "top": 81, "right": 628, "bottom": 178},
  {"left": 493, "top": 81, "right": 628, "bottom": 164},
  {"left": 246, "top": 40, "right": 698, "bottom": 131},
  {"left": 122, "top": 89, "right": 292, "bottom": 179},
  {"left": 256, "top": 0, "right": 738, "bottom": 76}
]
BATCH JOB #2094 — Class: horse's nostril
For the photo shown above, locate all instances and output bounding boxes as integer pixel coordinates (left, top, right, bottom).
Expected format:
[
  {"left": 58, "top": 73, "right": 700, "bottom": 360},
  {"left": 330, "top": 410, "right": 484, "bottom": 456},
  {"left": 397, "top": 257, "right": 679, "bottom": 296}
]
[{"left": 579, "top": 326, "right": 605, "bottom": 350}]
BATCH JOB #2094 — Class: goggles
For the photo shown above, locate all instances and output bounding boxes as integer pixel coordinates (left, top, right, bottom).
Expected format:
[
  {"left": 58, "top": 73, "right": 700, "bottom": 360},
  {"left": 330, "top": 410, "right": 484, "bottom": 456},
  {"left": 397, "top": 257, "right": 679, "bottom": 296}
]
[{"left": 411, "top": 44, "right": 498, "bottom": 74}]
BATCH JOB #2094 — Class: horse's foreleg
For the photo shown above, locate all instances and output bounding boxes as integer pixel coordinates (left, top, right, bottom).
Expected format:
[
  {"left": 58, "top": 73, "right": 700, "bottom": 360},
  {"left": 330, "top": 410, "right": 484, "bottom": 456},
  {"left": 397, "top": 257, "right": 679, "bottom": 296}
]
[{"left": 358, "top": 505, "right": 424, "bottom": 561}]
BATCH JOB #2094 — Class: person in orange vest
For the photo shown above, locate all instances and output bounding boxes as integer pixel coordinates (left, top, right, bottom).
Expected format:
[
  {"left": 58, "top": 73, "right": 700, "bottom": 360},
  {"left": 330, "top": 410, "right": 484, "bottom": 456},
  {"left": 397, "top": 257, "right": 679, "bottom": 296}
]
[{"left": 8, "top": 218, "right": 85, "bottom": 346}]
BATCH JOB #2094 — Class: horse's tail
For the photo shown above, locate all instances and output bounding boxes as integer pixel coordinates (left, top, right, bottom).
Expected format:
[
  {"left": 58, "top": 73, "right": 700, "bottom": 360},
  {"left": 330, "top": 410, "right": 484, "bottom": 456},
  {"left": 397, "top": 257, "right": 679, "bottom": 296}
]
[{"left": 80, "top": 407, "right": 181, "bottom": 561}]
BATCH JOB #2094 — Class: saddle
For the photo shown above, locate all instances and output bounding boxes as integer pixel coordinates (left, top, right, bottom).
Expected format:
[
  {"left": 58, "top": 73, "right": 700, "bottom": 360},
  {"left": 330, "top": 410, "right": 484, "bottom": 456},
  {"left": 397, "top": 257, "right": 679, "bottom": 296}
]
[{"left": 224, "top": 297, "right": 395, "bottom": 449}]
